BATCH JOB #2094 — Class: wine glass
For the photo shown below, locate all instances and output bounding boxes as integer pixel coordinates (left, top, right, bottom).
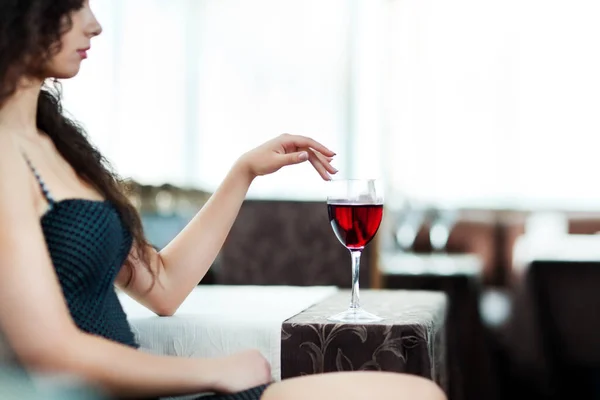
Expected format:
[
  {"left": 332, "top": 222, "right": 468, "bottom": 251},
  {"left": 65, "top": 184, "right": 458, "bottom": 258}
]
[{"left": 327, "top": 179, "right": 384, "bottom": 323}]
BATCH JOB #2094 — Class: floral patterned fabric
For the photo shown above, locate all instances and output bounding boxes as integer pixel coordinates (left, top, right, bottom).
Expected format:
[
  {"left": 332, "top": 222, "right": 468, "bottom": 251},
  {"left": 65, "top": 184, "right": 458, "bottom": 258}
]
[{"left": 280, "top": 290, "right": 448, "bottom": 391}]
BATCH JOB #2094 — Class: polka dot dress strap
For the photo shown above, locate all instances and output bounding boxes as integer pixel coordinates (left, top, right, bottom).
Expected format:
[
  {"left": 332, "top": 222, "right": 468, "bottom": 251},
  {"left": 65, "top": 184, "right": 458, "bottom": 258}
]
[{"left": 21, "top": 153, "right": 56, "bottom": 210}]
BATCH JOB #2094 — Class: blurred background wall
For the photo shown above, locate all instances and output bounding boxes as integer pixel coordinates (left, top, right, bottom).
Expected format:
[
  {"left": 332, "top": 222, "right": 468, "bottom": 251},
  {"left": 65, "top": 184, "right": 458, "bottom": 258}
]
[
  {"left": 63, "top": 0, "right": 600, "bottom": 208},
  {"left": 57, "top": 0, "right": 600, "bottom": 286}
]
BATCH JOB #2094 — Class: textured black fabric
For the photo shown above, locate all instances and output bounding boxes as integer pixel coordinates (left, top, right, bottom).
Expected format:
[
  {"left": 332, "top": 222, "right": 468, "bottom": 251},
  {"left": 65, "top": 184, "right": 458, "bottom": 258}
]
[
  {"left": 133, "top": 384, "right": 271, "bottom": 400},
  {"left": 25, "top": 155, "right": 136, "bottom": 348},
  {"left": 41, "top": 198, "right": 137, "bottom": 348},
  {"left": 199, "top": 384, "right": 270, "bottom": 400}
]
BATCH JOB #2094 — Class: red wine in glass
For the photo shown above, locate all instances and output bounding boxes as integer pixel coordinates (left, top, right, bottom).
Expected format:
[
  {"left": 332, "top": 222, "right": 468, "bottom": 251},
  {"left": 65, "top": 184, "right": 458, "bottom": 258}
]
[
  {"left": 328, "top": 203, "right": 383, "bottom": 250},
  {"left": 326, "top": 179, "right": 384, "bottom": 323}
]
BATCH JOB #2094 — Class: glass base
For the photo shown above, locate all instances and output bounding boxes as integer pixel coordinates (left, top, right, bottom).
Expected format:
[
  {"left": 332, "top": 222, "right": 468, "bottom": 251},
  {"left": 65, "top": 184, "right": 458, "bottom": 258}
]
[{"left": 327, "top": 307, "right": 383, "bottom": 323}]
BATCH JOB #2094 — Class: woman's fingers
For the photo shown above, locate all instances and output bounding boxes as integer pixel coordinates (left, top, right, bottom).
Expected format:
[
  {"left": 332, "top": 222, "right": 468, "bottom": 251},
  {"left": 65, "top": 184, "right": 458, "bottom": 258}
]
[
  {"left": 277, "top": 134, "right": 338, "bottom": 180},
  {"left": 306, "top": 148, "right": 337, "bottom": 181},
  {"left": 282, "top": 134, "right": 336, "bottom": 157},
  {"left": 308, "top": 155, "right": 330, "bottom": 180},
  {"left": 312, "top": 149, "right": 338, "bottom": 174}
]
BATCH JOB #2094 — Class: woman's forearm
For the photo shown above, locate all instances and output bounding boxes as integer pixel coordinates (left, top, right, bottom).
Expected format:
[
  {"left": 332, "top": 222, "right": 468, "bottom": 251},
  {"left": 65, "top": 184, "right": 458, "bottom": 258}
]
[
  {"left": 156, "top": 160, "right": 254, "bottom": 311},
  {"left": 31, "top": 331, "right": 219, "bottom": 399},
  {"left": 120, "top": 135, "right": 336, "bottom": 314}
]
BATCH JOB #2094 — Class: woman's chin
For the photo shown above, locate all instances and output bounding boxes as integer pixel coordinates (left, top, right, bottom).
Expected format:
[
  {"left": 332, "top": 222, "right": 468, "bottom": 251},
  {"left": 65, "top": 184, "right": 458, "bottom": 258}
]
[{"left": 48, "top": 66, "right": 82, "bottom": 80}]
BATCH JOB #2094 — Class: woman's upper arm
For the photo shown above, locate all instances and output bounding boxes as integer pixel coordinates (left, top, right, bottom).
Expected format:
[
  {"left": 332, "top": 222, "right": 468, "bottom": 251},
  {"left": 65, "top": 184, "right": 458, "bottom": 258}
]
[
  {"left": 0, "top": 138, "right": 78, "bottom": 368},
  {"left": 115, "top": 246, "right": 175, "bottom": 316}
]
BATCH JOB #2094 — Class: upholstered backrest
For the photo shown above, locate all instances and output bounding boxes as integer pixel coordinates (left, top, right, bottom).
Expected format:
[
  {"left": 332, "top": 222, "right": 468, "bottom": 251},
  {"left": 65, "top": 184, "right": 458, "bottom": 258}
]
[
  {"left": 529, "top": 260, "right": 600, "bottom": 365},
  {"left": 218, "top": 200, "right": 374, "bottom": 288}
]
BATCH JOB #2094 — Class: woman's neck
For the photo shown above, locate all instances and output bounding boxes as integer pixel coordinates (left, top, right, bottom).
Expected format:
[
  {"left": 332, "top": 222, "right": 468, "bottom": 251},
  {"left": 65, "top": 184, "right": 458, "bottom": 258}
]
[{"left": 0, "top": 78, "right": 43, "bottom": 138}]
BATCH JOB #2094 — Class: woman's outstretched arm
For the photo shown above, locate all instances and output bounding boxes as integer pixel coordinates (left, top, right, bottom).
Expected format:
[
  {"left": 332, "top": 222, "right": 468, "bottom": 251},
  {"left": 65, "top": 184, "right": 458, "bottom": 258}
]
[
  {"left": 117, "top": 134, "right": 337, "bottom": 316},
  {"left": 0, "top": 135, "right": 270, "bottom": 398}
]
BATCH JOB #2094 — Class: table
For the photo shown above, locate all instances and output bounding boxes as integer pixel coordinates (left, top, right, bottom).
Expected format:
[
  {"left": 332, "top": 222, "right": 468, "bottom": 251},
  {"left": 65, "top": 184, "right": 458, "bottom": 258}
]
[
  {"left": 380, "top": 252, "right": 496, "bottom": 400},
  {"left": 118, "top": 285, "right": 339, "bottom": 382},
  {"left": 280, "top": 290, "right": 448, "bottom": 391}
]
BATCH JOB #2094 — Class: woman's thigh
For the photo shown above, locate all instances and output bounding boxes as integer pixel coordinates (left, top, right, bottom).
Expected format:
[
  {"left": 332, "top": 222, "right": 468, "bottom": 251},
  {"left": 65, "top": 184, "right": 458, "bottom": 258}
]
[{"left": 261, "top": 372, "right": 446, "bottom": 400}]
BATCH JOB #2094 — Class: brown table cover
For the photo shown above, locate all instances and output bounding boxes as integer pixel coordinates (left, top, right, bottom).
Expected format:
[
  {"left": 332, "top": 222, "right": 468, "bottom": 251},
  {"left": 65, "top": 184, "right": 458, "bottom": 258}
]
[{"left": 280, "top": 290, "right": 448, "bottom": 391}]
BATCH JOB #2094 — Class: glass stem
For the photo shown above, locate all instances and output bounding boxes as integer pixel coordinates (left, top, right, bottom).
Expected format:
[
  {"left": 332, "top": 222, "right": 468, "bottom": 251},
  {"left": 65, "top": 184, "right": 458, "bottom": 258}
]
[{"left": 349, "top": 250, "right": 362, "bottom": 310}]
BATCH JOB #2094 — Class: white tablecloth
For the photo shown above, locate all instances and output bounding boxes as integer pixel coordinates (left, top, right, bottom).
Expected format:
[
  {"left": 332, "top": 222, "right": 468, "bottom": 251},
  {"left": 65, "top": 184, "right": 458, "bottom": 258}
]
[
  {"left": 512, "top": 233, "right": 600, "bottom": 275},
  {"left": 118, "top": 285, "right": 339, "bottom": 382},
  {"left": 380, "top": 252, "right": 482, "bottom": 276}
]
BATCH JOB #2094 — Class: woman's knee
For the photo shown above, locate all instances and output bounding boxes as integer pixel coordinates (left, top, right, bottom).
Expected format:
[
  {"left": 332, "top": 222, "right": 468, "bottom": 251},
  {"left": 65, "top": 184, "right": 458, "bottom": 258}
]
[
  {"left": 261, "top": 371, "right": 446, "bottom": 400},
  {"left": 368, "top": 372, "right": 446, "bottom": 400}
]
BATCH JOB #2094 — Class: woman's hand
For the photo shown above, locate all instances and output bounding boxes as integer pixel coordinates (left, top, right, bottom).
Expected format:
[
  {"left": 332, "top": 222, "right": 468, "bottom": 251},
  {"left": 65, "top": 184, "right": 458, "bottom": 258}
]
[
  {"left": 210, "top": 350, "right": 272, "bottom": 394},
  {"left": 237, "top": 133, "right": 338, "bottom": 181}
]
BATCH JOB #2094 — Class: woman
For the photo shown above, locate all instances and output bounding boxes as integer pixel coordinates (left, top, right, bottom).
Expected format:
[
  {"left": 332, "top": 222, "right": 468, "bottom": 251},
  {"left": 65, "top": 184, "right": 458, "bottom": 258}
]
[{"left": 0, "top": 1, "right": 446, "bottom": 399}]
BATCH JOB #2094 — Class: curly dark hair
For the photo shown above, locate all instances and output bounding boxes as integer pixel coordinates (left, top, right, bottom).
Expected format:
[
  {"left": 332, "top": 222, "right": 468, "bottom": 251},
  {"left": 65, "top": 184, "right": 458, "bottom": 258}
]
[{"left": 0, "top": 0, "right": 153, "bottom": 281}]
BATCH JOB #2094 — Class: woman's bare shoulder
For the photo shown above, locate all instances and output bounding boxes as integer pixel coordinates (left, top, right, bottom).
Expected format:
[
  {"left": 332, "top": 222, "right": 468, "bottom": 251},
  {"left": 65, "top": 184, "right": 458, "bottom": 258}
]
[
  {"left": 0, "top": 132, "right": 36, "bottom": 211},
  {"left": 0, "top": 132, "right": 21, "bottom": 169}
]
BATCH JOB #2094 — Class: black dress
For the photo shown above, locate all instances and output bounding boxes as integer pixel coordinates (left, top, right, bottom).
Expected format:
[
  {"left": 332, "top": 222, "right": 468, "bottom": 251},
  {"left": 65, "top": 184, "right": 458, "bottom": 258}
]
[{"left": 25, "top": 158, "right": 269, "bottom": 400}]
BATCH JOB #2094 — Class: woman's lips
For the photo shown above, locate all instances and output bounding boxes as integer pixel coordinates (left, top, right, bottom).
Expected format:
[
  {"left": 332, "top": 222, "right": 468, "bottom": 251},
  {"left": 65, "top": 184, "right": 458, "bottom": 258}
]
[{"left": 77, "top": 48, "right": 90, "bottom": 59}]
